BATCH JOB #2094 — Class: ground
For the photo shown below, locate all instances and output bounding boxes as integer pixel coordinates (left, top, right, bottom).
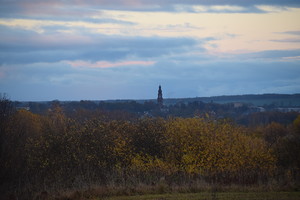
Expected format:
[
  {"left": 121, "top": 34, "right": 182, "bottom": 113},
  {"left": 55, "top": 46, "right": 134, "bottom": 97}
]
[{"left": 99, "top": 192, "right": 300, "bottom": 200}]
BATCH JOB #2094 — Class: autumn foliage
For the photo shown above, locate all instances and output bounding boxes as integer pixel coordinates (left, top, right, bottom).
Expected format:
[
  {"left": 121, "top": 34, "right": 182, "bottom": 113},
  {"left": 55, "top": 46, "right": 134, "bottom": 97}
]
[{"left": 0, "top": 103, "right": 300, "bottom": 198}]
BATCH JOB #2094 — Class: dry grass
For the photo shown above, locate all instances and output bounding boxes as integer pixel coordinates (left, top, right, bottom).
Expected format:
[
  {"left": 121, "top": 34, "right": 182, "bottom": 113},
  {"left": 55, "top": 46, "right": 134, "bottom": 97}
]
[
  {"left": 49, "top": 182, "right": 299, "bottom": 200},
  {"left": 101, "top": 192, "right": 300, "bottom": 200}
]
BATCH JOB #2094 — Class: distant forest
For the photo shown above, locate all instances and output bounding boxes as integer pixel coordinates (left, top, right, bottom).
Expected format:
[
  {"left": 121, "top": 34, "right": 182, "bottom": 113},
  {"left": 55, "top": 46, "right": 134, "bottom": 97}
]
[
  {"left": 159, "top": 93, "right": 300, "bottom": 106},
  {"left": 13, "top": 93, "right": 300, "bottom": 126}
]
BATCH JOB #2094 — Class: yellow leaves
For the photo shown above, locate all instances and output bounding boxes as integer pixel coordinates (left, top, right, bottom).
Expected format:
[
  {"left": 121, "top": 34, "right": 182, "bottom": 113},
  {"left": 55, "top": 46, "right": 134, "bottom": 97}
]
[
  {"left": 293, "top": 115, "right": 300, "bottom": 132},
  {"left": 6, "top": 109, "right": 277, "bottom": 184},
  {"left": 131, "top": 153, "right": 177, "bottom": 175},
  {"left": 163, "top": 117, "right": 276, "bottom": 179}
]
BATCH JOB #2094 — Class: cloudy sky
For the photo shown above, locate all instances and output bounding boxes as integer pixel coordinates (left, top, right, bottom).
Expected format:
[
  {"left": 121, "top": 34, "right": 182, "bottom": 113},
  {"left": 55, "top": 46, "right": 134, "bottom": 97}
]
[{"left": 0, "top": 0, "right": 300, "bottom": 101}]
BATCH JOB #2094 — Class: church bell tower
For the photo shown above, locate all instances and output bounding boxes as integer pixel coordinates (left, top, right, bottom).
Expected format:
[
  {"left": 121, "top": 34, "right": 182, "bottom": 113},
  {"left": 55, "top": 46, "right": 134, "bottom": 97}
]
[{"left": 157, "top": 85, "right": 163, "bottom": 107}]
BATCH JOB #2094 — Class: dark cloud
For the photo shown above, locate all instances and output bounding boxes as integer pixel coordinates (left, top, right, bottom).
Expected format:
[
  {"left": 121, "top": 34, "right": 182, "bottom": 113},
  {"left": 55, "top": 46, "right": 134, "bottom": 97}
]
[
  {"left": 271, "top": 39, "right": 300, "bottom": 43},
  {"left": 1, "top": 1, "right": 299, "bottom": 100},
  {"left": 0, "top": 0, "right": 299, "bottom": 19},
  {"left": 145, "top": 60, "right": 300, "bottom": 98},
  {"left": 278, "top": 31, "right": 300, "bottom": 35},
  {"left": 0, "top": 25, "right": 199, "bottom": 64},
  {"left": 1, "top": 50, "right": 300, "bottom": 100}
]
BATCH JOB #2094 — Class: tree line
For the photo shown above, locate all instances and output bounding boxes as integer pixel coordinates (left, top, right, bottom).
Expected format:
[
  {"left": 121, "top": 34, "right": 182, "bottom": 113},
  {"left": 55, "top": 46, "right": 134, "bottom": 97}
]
[{"left": 0, "top": 96, "right": 300, "bottom": 199}]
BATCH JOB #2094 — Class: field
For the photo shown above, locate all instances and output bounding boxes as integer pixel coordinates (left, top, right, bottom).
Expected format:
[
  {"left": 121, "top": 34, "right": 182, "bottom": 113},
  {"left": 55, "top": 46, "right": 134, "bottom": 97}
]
[{"left": 102, "top": 192, "right": 300, "bottom": 200}]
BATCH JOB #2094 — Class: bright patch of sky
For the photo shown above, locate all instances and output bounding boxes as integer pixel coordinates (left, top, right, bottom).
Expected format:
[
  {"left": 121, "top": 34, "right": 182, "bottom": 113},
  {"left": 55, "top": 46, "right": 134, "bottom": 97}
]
[{"left": 0, "top": 1, "right": 300, "bottom": 100}]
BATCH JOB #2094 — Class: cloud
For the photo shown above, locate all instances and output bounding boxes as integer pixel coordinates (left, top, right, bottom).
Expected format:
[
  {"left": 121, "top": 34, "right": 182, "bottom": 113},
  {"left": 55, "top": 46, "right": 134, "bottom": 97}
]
[
  {"left": 271, "top": 39, "right": 300, "bottom": 43},
  {"left": 0, "top": 18, "right": 135, "bottom": 35},
  {"left": 0, "top": 70, "right": 5, "bottom": 79},
  {"left": 236, "top": 49, "right": 300, "bottom": 61},
  {"left": 1, "top": 54, "right": 300, "bottom": 100},
  {"left": 1, "top": 1, "right": 299, "bottom": 100},
  {"left": 67, "top": 60, "right": 155, "bottom": 68},
  {"left": 1, "top": 0, "right": 300, "bottom": 18},
  {"left": 179, "top": 5, "right": 263, "bottom": 13},
  {"left": 283, "top": 31, "right": 300, "bottom": 35},
  {"left": 0, "top": 24, "right": 200, "bottom": 64},
  {"left": 276, "top": 31, "right": 300, "bottom": 36},
  {"left": 152, "top": 60, "right": 300, "bottom": 98},
  {"left": 255, "top": 5, "right": 290, "bottom": 13}
]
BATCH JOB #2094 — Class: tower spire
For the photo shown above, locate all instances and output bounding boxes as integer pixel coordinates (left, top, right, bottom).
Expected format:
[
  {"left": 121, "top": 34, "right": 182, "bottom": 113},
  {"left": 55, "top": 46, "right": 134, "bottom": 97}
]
[{"left": 157, "top": 85, "right": 163, "bottom": 107}]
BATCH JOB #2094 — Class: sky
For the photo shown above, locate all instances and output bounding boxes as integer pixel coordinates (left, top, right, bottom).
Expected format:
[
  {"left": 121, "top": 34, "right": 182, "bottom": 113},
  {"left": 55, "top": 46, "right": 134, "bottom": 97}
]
[{"left": 0, "top": 0, "right": 300, "bottom": 101}]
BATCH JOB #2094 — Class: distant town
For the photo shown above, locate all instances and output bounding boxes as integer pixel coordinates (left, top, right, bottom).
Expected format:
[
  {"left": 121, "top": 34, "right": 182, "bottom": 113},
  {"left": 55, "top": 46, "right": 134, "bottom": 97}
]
[{"left": 10, "top": 86, "right": 300, "bottom": 126}]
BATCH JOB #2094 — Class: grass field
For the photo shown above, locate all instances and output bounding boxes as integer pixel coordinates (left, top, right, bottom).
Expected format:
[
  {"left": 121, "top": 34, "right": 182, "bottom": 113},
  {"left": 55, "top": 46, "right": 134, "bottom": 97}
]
[{"left": 100, "top": 192, "right": 300, "bottom": 200}]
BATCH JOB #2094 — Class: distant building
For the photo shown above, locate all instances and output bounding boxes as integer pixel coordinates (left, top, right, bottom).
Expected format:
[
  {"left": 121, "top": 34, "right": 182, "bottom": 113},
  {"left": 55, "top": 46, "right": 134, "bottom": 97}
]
[
  {"left": 157, "top": 85, "right": 163, "bottom": 107},
  {"left": 276, "top": 107, "right": 300, "bottom": 113},
  {"left": 233, "top": 102, "right": 244, "bottom": 108},
  {"left": 16, "top": 107, "right": 30, "bottom": 111}
]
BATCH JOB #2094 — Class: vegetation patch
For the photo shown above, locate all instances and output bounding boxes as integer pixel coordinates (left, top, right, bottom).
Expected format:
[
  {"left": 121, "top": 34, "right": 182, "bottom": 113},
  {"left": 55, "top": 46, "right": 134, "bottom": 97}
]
[
  {"left": 1, "top": 96, "right": 299, "bottom": 200},
  {"left": 102, "top": 192, "right": 300, "bottom": 200}
]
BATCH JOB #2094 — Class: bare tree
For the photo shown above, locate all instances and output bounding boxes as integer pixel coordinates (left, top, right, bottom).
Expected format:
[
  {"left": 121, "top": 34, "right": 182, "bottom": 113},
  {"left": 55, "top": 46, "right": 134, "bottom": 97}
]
[
  {"left": 0, "top": 93, "right": 14, "bottom": 177},
  {"left": 0, "top": 93, "right": 13, "bottom": 121}
]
